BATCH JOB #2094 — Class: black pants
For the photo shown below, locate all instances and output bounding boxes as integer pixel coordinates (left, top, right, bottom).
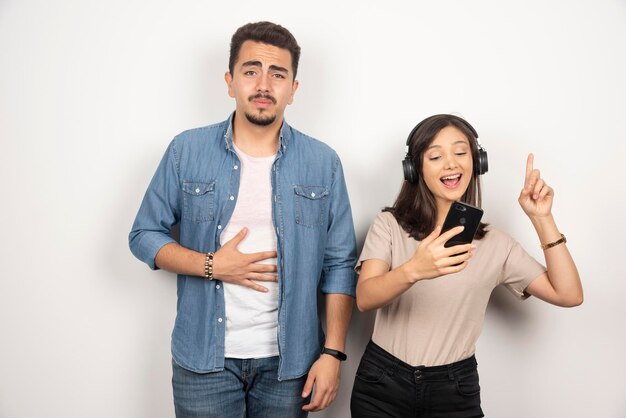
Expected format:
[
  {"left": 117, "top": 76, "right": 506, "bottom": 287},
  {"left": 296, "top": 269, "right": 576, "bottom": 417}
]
[{"left": 350, "top": 341, "right": 484, "bottom": 418}]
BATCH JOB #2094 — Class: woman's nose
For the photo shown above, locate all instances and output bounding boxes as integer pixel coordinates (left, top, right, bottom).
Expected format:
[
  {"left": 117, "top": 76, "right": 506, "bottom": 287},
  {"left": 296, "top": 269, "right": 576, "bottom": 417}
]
[{"left": 444, "top": 154, "right": 459, "bottom": 169}]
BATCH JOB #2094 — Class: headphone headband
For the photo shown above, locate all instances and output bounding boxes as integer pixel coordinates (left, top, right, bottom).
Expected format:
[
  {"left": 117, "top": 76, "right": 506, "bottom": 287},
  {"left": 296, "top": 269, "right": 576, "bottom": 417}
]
[{"left": 402, "top": 114, "right": 488, "bottom": 183}]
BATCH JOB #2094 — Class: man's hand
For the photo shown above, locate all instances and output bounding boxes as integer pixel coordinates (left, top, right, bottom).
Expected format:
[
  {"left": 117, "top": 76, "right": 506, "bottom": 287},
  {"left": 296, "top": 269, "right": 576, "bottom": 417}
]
[
  {"left": 301, "top": 355, "right": 341, "bottom": 412},
  {"left": 212, "top": 227, "right": 277, "bottom": 292}
]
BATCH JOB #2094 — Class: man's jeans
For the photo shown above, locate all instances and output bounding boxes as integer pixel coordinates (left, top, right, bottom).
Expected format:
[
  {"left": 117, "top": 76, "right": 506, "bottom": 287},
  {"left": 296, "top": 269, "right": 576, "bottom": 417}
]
[{"left": 172, "top": 356, "right": 310, "bottom": 418}]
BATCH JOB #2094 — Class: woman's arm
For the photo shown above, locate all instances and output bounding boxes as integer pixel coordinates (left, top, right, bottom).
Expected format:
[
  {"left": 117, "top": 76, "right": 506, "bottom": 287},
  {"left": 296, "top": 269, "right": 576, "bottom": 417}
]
[
  {"left": 356, "top": 225, "right": 474, "bottom": 311},
  {"left": 518, "top": 154, "right": 583, "bottom": 307}
]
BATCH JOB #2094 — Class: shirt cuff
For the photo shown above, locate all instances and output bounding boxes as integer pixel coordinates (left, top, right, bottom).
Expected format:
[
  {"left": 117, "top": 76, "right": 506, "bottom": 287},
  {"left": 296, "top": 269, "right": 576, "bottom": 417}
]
[
  {"left": 132, "top": 232, "right": 177, "bottom": 270},
  {"left": 320, "top": 267, "right": 357, "bottom": 297}
]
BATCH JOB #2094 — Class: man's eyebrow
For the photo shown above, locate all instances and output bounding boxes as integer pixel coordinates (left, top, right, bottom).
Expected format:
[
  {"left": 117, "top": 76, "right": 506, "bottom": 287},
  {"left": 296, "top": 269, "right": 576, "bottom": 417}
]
[
  {"left": 240, "top": 61, "right": 289, "bottom": 74},
  {"left": 269, "top": 65, "right": 289, "bottom": 74},
  {"left": 241, "top": 60, "right": 262, "bottom": 68}
]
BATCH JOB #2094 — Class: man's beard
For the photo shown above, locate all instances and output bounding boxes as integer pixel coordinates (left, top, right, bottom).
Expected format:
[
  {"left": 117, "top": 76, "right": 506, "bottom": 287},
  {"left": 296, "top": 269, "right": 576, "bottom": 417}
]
[
  {"left": 244, "top": 111, "right": 276, "bottom": 126},
  {"left": 245, "top": 93, "right": 278, "bottom": 126}
]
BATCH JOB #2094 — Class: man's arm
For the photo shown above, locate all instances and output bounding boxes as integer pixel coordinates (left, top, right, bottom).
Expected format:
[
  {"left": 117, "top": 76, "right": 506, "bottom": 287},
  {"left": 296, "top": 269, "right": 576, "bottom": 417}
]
[
  {"left": 301, "top": 293, "right": 353, "bottom": 412},
  {"left": 129, "top": 140, "right": 277, "bottom": 289},
  {"left": 129, "top": 140, "right": 180, "bottom": 269},
  {"left": 301, "top": 153, "right": 357, "bottom": 412},
  {"left": 155, "top": 228, "right": 278, "bottom": 292}
]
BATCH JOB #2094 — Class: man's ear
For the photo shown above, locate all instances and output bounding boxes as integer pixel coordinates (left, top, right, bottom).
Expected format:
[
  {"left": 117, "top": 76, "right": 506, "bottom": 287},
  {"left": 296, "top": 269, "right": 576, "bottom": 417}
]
[
  {"left": 288, "top": 79, "right": 299, "bottom": 105},
  {"left": 225, "top": 72, "right": 234, "bottom": 98}
]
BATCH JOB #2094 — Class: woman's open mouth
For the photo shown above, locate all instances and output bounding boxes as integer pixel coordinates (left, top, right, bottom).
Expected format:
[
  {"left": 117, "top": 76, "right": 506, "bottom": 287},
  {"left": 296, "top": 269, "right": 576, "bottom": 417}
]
[{"left": 440, "top": 173, "right": 462, "bottom": 189}]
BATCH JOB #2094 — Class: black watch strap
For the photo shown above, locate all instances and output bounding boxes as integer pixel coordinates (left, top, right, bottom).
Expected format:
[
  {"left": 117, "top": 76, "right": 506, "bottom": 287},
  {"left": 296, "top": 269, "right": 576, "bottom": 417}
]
[{"left": 321, "top": 347, "right": 347, "bottom": 361}]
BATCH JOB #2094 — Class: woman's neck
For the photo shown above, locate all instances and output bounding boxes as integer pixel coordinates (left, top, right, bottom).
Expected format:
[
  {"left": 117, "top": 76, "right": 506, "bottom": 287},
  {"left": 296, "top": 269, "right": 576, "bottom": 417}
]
[{"left": 435, "top": 199, "right": 453, "bottom": 226}]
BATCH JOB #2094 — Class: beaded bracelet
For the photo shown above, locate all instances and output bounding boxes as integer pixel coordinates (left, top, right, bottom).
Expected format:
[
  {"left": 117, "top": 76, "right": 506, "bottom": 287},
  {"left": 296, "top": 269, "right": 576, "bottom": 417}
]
[
  {"left": 204, "top": 252, "right": 214, "bottom": 280},
  {"left": 540, "top": 234, "right": 567, "bottom": 250}
]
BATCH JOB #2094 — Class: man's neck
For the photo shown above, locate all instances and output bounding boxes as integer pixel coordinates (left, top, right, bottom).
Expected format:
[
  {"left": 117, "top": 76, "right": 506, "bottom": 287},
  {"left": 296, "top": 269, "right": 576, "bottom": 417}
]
[{"left": 232, "top": 114, "right": 282, "bottom": 157}]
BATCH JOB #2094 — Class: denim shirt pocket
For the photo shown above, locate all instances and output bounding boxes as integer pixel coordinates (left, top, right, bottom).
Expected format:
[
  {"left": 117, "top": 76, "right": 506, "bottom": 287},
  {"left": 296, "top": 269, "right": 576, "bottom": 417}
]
[
  {"left": 294, "top": 185, "right": 329, "bottom": 228},
  {"left": 182, "top": 180, "right": 216, "bottom": 223}
]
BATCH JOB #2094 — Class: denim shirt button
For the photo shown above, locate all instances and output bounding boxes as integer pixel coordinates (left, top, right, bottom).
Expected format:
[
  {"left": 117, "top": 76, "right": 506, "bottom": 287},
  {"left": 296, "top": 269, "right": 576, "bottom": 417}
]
[
  {"left": 216, "top": 285, "right": 220, "bottom": 289},
  {"left": 229, "top": 195, "right": 234, "bottom": 200},
  {"left": 218, "top": 318, "right": 223, "bottom": 323},
  {"left": 233, "top": 165, "right": 238, "bottom": 170},
  {"left": 217, "top": 225, "right": 222, "bottom": 230}
]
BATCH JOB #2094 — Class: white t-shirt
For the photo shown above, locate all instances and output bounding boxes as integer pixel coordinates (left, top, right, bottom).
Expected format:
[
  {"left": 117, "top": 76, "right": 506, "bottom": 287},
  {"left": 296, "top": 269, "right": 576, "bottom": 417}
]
[{"left": 221, "top": 144, "right": 279, "bottom": 359}]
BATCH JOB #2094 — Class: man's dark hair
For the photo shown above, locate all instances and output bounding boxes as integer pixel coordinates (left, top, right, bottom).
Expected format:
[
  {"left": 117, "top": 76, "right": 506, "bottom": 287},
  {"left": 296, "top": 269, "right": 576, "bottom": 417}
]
[
  {"left": 229, "top": 21, "right": 301, "bottom": 80},
  {"left": 385, "top": 114, "right": 489, "bottom": 241}
]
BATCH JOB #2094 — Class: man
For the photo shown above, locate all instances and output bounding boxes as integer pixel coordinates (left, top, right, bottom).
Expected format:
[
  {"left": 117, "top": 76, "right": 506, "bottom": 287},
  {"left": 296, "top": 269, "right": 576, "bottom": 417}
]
[{"left": 129, "top": 21, "right": 356, "bottom": 417}]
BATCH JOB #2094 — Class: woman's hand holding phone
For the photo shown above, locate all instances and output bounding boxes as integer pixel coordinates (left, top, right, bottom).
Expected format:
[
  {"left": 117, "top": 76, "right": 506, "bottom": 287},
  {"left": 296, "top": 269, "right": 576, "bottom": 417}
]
[{"left": 402, "top": 225, "right": 475, "bottom": 284}]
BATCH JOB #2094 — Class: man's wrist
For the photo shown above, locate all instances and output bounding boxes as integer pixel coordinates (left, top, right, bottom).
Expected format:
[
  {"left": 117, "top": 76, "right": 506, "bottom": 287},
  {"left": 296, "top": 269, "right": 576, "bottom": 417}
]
[
  {"left": 204, "top": 252, "right": 214, "bottom": 280},
  {"left": 321, "top": 347, "right": 347, "bottom": 361}
]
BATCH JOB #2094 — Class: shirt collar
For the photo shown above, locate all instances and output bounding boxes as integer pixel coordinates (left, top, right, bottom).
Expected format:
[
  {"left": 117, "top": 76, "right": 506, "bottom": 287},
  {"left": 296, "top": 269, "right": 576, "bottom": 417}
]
[{"left": 223, "top": 112, "right": 291, "bottom": 153}]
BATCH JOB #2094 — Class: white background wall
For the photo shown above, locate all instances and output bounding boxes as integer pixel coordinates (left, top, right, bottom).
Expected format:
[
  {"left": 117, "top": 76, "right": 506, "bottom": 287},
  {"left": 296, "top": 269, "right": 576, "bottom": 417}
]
[{"left": 1, "top": 0, "right": 625, "bottom": 417}]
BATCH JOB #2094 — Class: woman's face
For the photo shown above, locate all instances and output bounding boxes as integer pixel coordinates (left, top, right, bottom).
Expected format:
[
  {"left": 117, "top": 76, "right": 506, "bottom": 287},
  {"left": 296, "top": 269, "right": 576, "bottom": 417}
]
[{"left": 421, "top": 125, "right": 473, "bottom": 211}]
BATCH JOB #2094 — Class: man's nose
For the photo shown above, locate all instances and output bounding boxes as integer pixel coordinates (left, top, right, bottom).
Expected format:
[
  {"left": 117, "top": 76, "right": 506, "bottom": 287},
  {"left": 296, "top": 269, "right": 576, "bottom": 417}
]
[{"left": 256, "top": 73, "right": 270, "bottom": 92}]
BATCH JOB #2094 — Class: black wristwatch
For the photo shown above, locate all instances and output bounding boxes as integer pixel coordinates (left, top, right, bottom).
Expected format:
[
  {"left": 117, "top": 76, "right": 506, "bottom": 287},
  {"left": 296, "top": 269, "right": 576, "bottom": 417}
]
[{"left": 321, "top": 347, "right": 347, "bottom": 361}]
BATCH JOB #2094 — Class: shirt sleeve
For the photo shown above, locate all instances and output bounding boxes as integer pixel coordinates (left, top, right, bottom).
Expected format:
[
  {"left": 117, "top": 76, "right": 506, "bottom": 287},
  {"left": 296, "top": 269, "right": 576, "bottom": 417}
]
[
  {"left": 356, "top": 212, "right": 393, "bottom": 272},
  {"left": 128, "top": 139, "right": 181, "bottom": 270},
  {"left": 500, "top": 238, "right": 547, "bottom": 300},
  {"left": 319, "top": 154, "right": 358, "bottom": 297}
]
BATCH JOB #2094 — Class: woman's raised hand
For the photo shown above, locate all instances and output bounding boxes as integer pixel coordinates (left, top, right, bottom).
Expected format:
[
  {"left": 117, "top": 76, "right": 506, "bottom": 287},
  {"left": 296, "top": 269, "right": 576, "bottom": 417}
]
[{"left": 518, "top": 153, "right": 554, "bottom": 219}]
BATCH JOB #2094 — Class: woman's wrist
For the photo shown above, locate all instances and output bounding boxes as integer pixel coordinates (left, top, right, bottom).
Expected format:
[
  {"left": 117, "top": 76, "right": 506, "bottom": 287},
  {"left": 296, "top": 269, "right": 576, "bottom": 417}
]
[
  {"left": 529, "top": 213, "right": 554, "bottom": 229},
  {"left": 529, "top": 214, "right": 562, "bottom": 243},
  {"left": 400, "top": 262, "right": 420, "bottom": 284}
]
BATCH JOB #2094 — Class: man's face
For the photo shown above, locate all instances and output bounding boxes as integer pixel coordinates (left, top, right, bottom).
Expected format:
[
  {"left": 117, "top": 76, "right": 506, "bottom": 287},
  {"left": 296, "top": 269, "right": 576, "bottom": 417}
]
[{"left": 225, "top": 40, "right": 299, "bottom": 127}]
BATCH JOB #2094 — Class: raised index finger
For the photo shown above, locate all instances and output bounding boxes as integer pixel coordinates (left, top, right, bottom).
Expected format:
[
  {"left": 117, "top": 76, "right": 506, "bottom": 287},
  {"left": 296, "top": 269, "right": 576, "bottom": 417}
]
[{"left": 524, "top": 153, "right": 534, "bottom": 187}]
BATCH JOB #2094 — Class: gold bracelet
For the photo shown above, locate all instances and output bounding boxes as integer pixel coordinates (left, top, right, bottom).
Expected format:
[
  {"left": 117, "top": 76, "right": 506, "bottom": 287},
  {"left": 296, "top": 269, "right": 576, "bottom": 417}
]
[
  {"left": 540, "top": 234, "right": 567, "bottom": 250},
  {"left": 204, "top": 252, "right": 214, "bottom": 280}
]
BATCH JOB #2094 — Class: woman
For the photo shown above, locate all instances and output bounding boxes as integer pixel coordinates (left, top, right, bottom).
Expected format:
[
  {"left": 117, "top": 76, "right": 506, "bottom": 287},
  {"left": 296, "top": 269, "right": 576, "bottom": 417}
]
[{"left": 350, "top": 114, "right": 583, "bottom": 417}]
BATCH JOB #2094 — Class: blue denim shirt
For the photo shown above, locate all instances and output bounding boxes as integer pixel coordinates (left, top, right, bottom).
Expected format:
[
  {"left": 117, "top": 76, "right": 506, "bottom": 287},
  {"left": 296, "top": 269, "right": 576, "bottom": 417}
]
[{"left": 129, "top": 113, "right": 357, "bottom": 380}]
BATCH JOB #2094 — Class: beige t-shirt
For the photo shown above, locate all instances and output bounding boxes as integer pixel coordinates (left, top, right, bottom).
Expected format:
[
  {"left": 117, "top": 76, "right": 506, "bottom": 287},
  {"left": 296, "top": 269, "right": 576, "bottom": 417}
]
[{"left": 357, "top": 211, "right": 546, "bottom": 367}]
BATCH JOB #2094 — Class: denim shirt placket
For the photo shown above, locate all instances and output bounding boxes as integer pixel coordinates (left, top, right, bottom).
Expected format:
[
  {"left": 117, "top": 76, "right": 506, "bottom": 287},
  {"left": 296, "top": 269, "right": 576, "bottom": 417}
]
[
  {"left": 216, "top": 129, "right": 243, "bottom": 363},
  {"left": 271, "top": 134, "right": 287, "bottom": 378}
]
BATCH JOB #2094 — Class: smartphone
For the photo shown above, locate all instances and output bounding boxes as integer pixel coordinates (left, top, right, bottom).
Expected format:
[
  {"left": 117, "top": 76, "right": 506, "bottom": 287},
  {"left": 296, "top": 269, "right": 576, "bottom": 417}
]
[{"left": 441, "top": 201, "right": 484, "bottom": 248}]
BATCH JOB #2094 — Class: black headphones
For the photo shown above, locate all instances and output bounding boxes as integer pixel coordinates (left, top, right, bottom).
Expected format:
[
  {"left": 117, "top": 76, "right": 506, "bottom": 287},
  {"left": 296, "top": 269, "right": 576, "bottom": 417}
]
[{"left": 402, "top": 114, "right": 488, "bottom": 184}]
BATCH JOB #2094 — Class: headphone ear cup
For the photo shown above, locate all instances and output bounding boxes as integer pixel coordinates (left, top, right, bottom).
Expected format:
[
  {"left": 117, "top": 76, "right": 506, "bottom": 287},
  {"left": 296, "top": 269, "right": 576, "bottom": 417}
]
[
  {"left": 403, "top": 156, "right": 418, "bottom": 183},
  {"left": 475, "top": 148, "right": 488, "bottom": 175}
]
